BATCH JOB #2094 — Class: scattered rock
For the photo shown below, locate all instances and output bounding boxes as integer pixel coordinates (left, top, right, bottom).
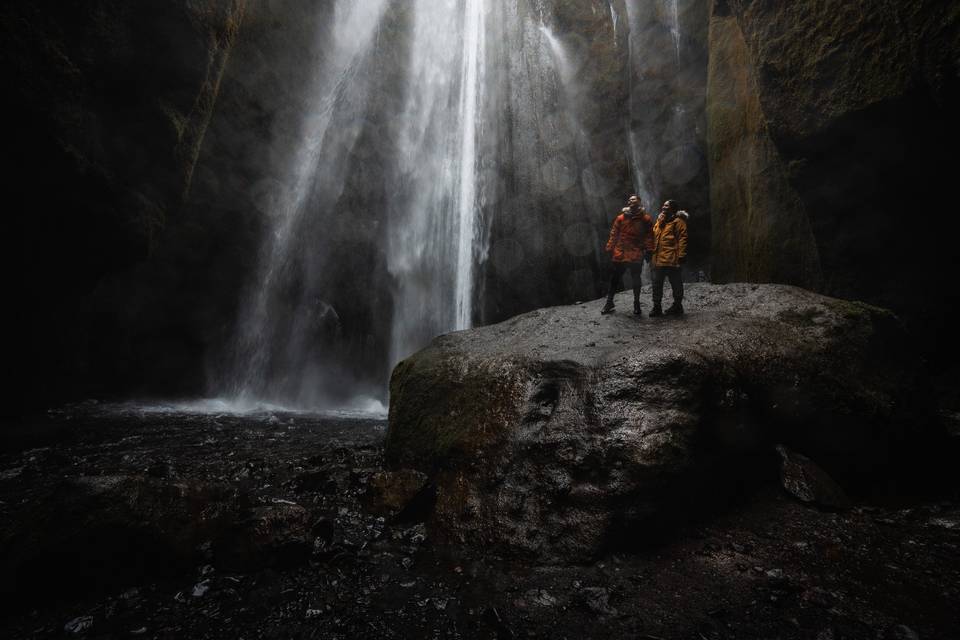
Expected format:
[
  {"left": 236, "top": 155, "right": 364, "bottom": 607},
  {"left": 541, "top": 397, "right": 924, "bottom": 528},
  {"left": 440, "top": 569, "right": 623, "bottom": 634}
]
[
  {"left": 293, "top": 470, "right": 338, "bottom": 494},
  {"left": 217, "top": 503, "right": 311, "bottom": 571},
  {"left": 64, "top": 615, "right": 94, "bottom": 634},
  {"left": 581, "top": 587, "right": 618, "bottom": 616},
  {"left": 1, "top": 475, "right": 238, "bottom": 600},
  {"left": 928, "top": 517, "right": 959, "bottom": 530},
  {"left": 363, "top": 469, "right": 429, "bottom": 517},
  {"left": 191, "top": 579, "right": 211, "bottom": 597},
  {"left": 521, "top": 589, "right": 557, "bottom": 608},
  {"left": 777, "top": 445, "right": 853, "bottom": 510},
  {"left": 311, "top": 517, "right": 336, "bottom": 547},
  {"left": 881, "top": 624, "right": 920, "bottom": 640},
  {"left": 147, "top": 460, "right": 176, "bottom": 479}
]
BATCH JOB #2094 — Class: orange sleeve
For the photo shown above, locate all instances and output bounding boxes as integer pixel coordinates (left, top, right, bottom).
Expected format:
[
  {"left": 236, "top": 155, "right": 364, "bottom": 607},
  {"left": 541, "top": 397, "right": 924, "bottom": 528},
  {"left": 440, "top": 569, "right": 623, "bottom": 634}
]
[
  {"left": 605, "top": 215, "right": 622, "bottom": 253},
  {"left": 643, "top": 214, "right": 655, "bottom": 252}
]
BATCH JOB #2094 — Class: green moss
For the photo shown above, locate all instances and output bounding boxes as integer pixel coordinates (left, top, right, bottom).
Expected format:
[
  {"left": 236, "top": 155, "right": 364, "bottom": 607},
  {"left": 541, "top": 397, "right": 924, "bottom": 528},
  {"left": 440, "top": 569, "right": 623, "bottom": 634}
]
[{"left": 386, "top": 350, "right": 528, "bottom": 471}]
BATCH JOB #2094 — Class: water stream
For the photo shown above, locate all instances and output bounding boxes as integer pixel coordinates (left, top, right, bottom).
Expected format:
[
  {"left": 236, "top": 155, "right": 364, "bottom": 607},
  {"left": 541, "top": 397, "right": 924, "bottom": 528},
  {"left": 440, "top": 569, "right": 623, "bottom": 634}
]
[{"left": 388, "top": 0, "right": 490, "bottom": 366}]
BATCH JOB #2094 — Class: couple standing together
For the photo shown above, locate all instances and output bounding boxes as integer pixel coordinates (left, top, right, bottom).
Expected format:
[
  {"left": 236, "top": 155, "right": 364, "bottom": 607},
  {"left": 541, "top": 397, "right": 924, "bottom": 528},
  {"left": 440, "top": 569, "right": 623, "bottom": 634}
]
[{"left": 602, "top": 195, "right": 688, "bottom": 317}]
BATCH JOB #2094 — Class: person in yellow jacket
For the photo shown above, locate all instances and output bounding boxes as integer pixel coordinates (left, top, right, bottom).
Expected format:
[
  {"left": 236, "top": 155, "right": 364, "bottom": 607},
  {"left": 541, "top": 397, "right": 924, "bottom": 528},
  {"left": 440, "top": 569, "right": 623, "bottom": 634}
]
[
  {"left": 601, "top": 195, "right": 655, "bottom": 315},
  {"left": 649, "top": 200, "right": 689, "bottom": 317}
]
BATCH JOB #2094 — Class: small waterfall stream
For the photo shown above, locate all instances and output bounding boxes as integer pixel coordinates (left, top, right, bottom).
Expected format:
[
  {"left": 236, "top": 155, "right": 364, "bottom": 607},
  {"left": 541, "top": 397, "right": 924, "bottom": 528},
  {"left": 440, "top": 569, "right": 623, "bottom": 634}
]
[{"left": 670, "top": 0, "right": 681, "bottom": 61}]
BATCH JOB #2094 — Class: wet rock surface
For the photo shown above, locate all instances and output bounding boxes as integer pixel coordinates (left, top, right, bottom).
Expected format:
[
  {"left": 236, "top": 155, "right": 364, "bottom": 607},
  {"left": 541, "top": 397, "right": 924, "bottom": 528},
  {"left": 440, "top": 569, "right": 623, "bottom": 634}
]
[
  {"left": 777, "top": 445, "right": 853, "bottom": 511},
  {"left": 388, "top": 283, "right": 935, "bottom": 560},
  {"left": 1, "top": 405, "right": 959, "bottom": 638}
]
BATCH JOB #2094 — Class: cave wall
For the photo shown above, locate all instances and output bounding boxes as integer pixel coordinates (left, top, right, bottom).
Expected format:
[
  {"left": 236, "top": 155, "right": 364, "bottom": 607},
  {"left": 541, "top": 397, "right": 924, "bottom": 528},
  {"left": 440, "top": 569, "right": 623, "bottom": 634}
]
[
  {"left": 625, "top": 0, "right": 712, "bottom": 276},
  {"left": 706, "top": 4, "right": 820, "bottom": 288},
  {"left": 2, "top": 0, "right": 247, "bottom": 412},
  {"left": 479, "top": 0, "right": 633, "bottom": 322},
  {"left": 707, "top": 0, "right": 960, "bottom": 368}
]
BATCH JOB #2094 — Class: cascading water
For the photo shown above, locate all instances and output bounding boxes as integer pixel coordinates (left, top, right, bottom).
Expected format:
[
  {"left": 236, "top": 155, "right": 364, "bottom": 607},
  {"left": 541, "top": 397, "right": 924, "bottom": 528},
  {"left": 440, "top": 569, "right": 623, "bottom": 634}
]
[
  {"left": 387, "top": 0, "right": 489, "bottom": 366},
  {"left": 222, "top": 0, "right": 390, "bottom": 410},
  {"left": 212, "top": 0, "right": 654, "bottom": 412},
  {"left": 608, "top": 1, "right": 619, "bottom": 45},
  {"left": 670, "top": 0, "right": 681, "bottom": 61}
]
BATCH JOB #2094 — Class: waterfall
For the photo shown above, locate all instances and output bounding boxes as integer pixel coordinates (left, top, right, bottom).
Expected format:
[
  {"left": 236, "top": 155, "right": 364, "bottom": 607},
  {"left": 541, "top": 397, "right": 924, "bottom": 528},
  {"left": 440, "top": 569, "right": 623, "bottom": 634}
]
[
  {"left": 387, "top": 0, "right": 489, "bottom": 365},
  {"left": 455, "top": 0, "right": 486, "bottom": 332},
  {"left": 669, "top": 0, "right": 681, "bottom": 61},
  {"left": 222, "top": 0, "right": 390, "bottom": 410},
  {"left": 212, "top": 0, "right": 631, "bottom": 411},
  {"left": 608, "top": 1, "right": 619, "bottom": 45}
]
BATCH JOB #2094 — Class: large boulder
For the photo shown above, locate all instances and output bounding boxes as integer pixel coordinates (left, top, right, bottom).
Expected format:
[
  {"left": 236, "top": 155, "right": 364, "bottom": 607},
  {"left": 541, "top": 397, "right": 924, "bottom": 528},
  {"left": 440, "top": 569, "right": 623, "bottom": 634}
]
[{"left": 386, "top": 284, "right": 932, "bottom": 561}]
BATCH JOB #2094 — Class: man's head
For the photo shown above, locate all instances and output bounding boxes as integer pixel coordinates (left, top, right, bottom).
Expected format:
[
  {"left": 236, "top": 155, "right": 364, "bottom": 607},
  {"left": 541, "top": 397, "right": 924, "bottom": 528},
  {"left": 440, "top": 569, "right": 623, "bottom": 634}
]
[
  {"left": 660, "top": 200, "right": 678, "bottom": 218},
  {"left": 627, "top": 195, "right": 641, "bottom": 210}
]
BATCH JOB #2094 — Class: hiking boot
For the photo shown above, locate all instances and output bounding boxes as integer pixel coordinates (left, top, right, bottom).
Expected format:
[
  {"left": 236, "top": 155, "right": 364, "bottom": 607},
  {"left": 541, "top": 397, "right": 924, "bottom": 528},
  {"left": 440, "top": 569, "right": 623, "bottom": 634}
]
[
  {"left": 665, "top": 302, "right": 684, "bottom": 316},
  {"left": 633, "top": 301, "right": 642, "bottom": 316},
  {"left": 601, "top": 300, "right": 615, "bottom": 315},
  {"left": 649, "top": 304, "right": 663, "bottom": 317}
]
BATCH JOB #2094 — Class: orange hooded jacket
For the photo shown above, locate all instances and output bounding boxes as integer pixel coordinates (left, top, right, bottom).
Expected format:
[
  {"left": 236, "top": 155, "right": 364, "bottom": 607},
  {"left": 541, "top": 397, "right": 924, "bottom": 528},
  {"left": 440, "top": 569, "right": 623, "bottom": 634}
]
[{"left": 605, "top": 208, "right": 654, "bottom": 263}]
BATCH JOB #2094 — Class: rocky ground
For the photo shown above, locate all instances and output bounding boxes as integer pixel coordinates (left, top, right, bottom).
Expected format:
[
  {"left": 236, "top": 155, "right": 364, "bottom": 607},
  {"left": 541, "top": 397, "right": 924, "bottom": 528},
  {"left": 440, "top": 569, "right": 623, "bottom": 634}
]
[{"left": 1, "top": 402, "right": 958, "bottom": 640}]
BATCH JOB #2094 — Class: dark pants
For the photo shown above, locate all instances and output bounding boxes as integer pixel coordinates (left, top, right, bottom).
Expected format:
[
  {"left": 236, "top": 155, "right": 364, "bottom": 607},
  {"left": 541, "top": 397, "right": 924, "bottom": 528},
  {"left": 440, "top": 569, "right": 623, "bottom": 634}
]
[
  {"left": 606, "top": 262, "right": 644, "bottom": 303},
  {"left": 652, "top": 266, "right": 683, "bottom": 307}
]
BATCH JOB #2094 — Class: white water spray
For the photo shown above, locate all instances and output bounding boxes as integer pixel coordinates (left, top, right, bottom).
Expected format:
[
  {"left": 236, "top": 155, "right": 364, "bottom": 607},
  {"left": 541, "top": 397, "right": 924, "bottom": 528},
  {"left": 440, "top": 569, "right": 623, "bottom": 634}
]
[
  {"left": 387, "top": 0, "right": 489, "bottom": 365},
  {"left": 455, "top": 0, "right": 486, "bottom": 331},
  {"left": 224, "top": 0, "right": 390, "bottom": 408}
]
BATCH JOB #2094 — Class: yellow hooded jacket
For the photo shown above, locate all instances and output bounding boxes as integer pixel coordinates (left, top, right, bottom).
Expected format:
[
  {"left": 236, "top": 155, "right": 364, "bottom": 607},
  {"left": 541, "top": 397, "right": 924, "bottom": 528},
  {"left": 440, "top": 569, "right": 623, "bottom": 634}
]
[{"left": 652, "top": 211, "right": 688, "bottom": 268}]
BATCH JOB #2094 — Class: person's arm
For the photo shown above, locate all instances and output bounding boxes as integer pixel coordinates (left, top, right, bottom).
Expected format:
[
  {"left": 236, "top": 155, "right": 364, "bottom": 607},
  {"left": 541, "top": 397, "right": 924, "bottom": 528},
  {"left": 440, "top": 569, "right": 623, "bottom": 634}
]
[
  {"left": 605, "top": 215, "right": 622, "bottom": 253},
  {"left": 677, "top": 218, "right": 688, "bottom": 263}
]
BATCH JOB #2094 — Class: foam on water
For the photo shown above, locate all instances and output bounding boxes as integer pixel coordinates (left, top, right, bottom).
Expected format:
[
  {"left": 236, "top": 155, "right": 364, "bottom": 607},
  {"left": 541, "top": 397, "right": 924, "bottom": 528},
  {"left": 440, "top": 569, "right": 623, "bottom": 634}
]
[{"left": 92, "top": 396, "right": 388, "bottom": 420}]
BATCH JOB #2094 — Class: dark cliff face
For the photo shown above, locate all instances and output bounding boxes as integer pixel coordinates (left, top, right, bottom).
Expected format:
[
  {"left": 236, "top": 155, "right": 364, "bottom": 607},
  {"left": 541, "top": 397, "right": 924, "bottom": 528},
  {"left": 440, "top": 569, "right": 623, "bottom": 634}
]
[
  {"left": 707, "top": 0, "right": 960, "bottom": 369},
  {"left": 3, "top": 0, "right": 247, "bottom": 411}
]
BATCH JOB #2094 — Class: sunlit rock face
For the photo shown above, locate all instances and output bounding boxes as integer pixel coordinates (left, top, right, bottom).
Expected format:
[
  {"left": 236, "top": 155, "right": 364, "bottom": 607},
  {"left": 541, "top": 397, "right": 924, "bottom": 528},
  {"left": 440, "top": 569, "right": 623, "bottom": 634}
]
[
  {"left": 707, "top": 0, "right": 960, "bottom": 366},
  {"left": 386, "top": 284, "right": 933, "bottom": 561},
  {"left": 3, "top": 0, "right": 248, "bottom": 409}
]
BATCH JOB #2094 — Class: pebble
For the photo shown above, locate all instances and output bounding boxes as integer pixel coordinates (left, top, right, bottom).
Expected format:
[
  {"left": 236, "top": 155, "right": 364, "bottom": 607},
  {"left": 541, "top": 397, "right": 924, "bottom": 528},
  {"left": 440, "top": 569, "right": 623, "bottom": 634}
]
[
  {"left": 191, "top": 580, "right": 211, "bottom": 598},
  {"left": 64, "top": 616, "right": 94, "bottom": 635}
]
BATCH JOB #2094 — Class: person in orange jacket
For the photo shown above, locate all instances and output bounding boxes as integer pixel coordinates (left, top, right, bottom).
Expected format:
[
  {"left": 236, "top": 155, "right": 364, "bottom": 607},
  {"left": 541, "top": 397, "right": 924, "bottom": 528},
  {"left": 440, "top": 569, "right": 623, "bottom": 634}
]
[
  {"left": 601, "top": 194, "right": 655, "bottom": 315},
  {"left": 649, "top": 200, "right": 689, "bottom": 317}
]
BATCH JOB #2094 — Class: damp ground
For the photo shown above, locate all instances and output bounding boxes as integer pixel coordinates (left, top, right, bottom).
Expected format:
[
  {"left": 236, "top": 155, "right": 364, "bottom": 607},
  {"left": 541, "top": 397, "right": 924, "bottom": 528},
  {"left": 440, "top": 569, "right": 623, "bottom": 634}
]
[{"left": 1, "top": 405, "right": 958, "bottom": 639}]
